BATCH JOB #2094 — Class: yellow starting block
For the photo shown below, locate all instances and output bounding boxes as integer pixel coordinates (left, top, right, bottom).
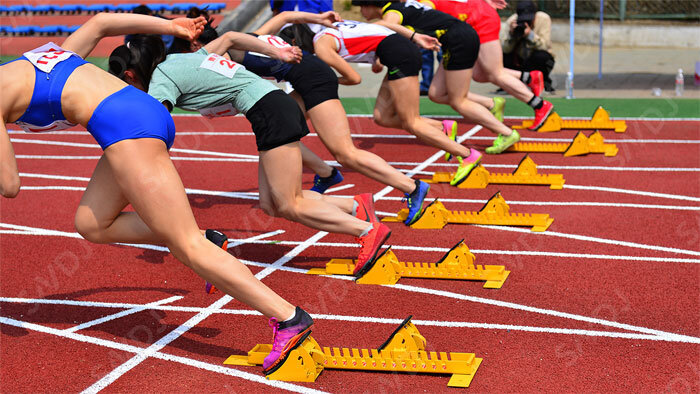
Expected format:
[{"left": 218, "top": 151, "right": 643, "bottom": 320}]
[
  {"left": 224, "top": 316, "right": 482, "bottom": 388},
  {"left": 507, "top": 131, "right": 618, "bottom": 157},
  {"left": 426, "top": 155, "right": 564, "bottom": 189},
  {"left": 382, "top": 192, "right": 553, "bottom": 232},
  {"left": 307, "top": 240, "right": 510, "bottom": 288},
  {"left": 514, "top": 106, "right": 627, "bottom": 133}
]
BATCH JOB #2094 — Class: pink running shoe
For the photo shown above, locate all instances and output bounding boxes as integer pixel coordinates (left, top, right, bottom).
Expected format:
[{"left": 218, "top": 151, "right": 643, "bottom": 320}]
[
  {"left": 528, "top": 70, "right": 545, "bottom": 97},
  {"left": 442, "top": 120, "right": 458, "bottom": 161},
  {"left": 263, "top": 307, "right": 314, "bottom": 375}
]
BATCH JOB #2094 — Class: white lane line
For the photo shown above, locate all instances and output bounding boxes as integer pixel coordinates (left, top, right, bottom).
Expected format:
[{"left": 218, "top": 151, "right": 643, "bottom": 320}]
[
  {"left": 387, "top": 162, "right": 700, "bottom": 172},
  {"left": 63, "top": 296, "right": 183, "bottom": 334},
  {"left": 5, "top": 222, "right": 700, "bottom": 264},
  {"left": 471, "top": 225, "right": 700, "bottom": 257},
  {"left": 19, "top": 184, "right": 700, "bottom": 211},
  {"left": 0, "top": 316, "right": 326, "bottom": 394},
  {"left": 324, "top": 184, "right": 355, "bottom": 194},
  {"left": 563, "top": 184, "right": 700, "bottom": 202},
  {"left": 389, "top": 283, "right": 700, "bottom": 344},
  {"left": 170, "top": 147, "right": 257, "bottom": 159},
  {"left": 11, "top": 138, "right": 100, "bottom": 149},
  {"left": 20, "top": 172, "right": 92, "bottom": 182},
  {"left": 467, "top": 136, "right": 700, "bottom": 144},
  {"left": 1, "top": 297, "right": 689, "bottom": 344}
]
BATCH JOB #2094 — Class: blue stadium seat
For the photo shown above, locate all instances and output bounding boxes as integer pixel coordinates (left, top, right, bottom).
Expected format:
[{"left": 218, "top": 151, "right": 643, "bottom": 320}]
[
  {"left": 116, "top": 3, "right": 140, "bottom": 12},
  {"left": 31, "top": 5, "right": 55, "bottom": 14},
  {"left": 11, "top": 26, "right": 36, "bottom": 36},
  {"left": 148, "top": 4, "right": 172, "bottom": 13},
  {"left": 85, "top": 4, "right": 116, "bottom": 13},
  {"left": 7, "top": 5, "right": 27, "bottom": 14},
  {"left": 0, "top": 26, "right": 7, "bottom": 35},
  {"left": 0, "top": 6, "right": 9, "bottom": 15},
  {"left": 35, "top": 25, "right": 62, "bottom": 35},
  {"left": 56, "top": 4, "right": 82, "bottom": 14},
  {"left": 172, "top": 2, "right": 198, "bottom": 13},
  {"left": 201, "top": 2, "right": 226, "bottom": 13}
]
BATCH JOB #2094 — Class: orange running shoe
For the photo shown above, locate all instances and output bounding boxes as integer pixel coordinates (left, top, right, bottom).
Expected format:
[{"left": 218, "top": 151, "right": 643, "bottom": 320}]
[
  {"left": 528, "top": 70, "right": 545, "bottom": 97},
  {"left": 354, "top": 193, "right": 379, "bottom": 224},
  {"left": 530, "top": 100, "right": 554, "bottom": 131}
]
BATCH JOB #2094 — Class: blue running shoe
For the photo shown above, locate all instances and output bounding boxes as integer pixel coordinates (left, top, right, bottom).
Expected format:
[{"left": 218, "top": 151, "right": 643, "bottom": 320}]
[
  {"left": 310, "top": 168, "right": 343, "bottom": 194},
  {"left": 402, "top": 180, "right": 430, "bottom": 226}
]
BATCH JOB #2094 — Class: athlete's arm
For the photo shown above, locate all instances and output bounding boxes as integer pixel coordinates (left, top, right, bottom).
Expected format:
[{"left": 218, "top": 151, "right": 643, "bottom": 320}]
[
  {"left": 0, "top": 119, "right": 20, "bottom": 198},
  {"left": 254, "top": 11, "right": 342, "bottom": 35},
  {"left": 62, "top": 13, "right": 205, "bottom": 58},
  {"left": 204, "top": 31, "right": 302, "bottom": 63},
  {"left": 375, "top": 14, "right": 441, "bottom": 51},
  {"left": 484, "top": 0, "right": 508, "bottom": 9},
  {"left": 313, "top": 35, "right": 361, "bottom": 85}
]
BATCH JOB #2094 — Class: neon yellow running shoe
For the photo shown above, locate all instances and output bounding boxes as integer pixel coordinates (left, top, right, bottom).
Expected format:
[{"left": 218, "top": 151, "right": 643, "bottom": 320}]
[
  {"left": 485, "top": 130, "right": 520, "bottom": 154},
  {"left": 442, "top": 120, "right": 458, "bottom": 161},
  {"left": 490, "top": 97, "right": 505, "bottom": 122},
  {"left": 450, "top": 148, "right": 482, "bottom": 186}
]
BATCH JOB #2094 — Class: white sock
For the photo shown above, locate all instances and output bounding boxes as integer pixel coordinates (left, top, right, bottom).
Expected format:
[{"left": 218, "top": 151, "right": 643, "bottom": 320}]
[
  {"left": 352, "top": 200, "right": 359, "bottom": 217},
  {"left": 359, "top": 224, "right": 373, "bottom": 237},
  {"left": 282, "top": 308, "right": 297, "bottom": 323}
]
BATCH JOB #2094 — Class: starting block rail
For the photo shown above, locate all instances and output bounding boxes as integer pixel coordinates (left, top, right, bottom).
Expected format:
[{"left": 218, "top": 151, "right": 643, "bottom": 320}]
[
  {"left": 507, "top": 131, "right": 618, "bottom": 157},
  {"left": 224, "top": 316, "right": 482, "bottom": 388},
  {"left": 307, "top": 240, "right": 510, "bottom": 288},
  {"left": 382, "top": 192, "right": 553, "bottom": 232},
  {"left": 426, "top": 155, "right": 564, "bottom": 189},
  {"left": 514, "top": 106, "right": 627, "bottom": 133}
]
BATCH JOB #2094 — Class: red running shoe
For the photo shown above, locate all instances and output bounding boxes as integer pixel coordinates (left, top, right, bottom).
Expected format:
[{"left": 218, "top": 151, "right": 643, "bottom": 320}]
[
  {"left": 354, "top": 222, "right": 391, "bottom": 278},
  {"left": 528, "top": 70, "right": 544, "bottom": 97},
  {"left": 530, "top": 100, "right": 554, "bottom": 131},
  {"left": 354, "top": 193, "right": 379, "bottom": 224}
]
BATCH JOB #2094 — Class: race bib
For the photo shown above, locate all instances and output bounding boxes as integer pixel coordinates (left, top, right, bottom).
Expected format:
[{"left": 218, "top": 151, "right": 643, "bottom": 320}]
[
  {"left": 23, "top": 42, "right": 77, "bottom": 73},
  {"left": 16, "top": 119, "right": 76, "bottom": 133},
  {"left": 248, "top": 35, "right": 291, "bottom": 59},
  {"left": 199, "top": 103, "right": 239, "bottom": 118},
  {"left": 199, "top": 54, "right": 243, "bottom": 78},
  {"left": 405, "top": 0, "right": 432, "bottom": 10}
]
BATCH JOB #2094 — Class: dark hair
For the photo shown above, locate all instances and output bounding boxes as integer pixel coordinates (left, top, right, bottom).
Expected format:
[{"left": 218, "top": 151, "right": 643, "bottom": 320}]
[
  {"left": 167, "top": 7, "right": 219, "bottom": 54},
  {"left": 132, "top": 4, "right": 152, "bottom": 15},
  {"left": 278, "top": 24, "right": 315, "bottom": 53},
  {"left": 108, "top": 35, "right": 166, "bottom": 88}
]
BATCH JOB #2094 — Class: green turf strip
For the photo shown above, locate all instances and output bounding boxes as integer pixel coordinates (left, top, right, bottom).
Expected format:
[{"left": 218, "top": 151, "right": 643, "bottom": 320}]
[{"left": 4, "top": 55, "right": 697, "bottom": 118}]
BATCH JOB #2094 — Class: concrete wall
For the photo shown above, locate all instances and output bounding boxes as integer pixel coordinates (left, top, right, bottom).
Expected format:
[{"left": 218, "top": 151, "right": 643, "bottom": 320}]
[{"left": 548, "top": 21, "right": 700, "bottom": 49}]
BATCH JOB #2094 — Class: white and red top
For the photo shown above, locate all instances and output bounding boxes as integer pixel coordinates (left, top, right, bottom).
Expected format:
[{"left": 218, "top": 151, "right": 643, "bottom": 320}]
[{"left": 313, "top": 20, "right": 395, "bottom": 64}]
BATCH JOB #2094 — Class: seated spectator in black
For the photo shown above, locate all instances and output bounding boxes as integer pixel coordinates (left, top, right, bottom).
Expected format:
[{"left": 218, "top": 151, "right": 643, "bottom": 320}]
[
  {"left": 125, "top": 4, "right": 175, "bottom": 51},
  {"left": 502, "top": 0, "right": 555, "bottom": 92}
]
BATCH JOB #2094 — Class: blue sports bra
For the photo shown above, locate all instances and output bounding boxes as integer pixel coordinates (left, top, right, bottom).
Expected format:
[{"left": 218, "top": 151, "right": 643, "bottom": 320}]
[{"left": 2, "top": 43, "right": 88, "bottom": 132}]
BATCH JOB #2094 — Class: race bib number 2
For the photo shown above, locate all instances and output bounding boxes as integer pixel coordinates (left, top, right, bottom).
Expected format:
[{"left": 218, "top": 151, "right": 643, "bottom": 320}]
[
  {"left": 23, "top": 42, "right": 76, "bottom": 73},
  {"left": 199, "top": 54, "right": 243, "bottom": 78}
]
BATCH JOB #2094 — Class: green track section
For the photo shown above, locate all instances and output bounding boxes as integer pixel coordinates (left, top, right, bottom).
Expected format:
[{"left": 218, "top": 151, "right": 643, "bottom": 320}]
[
  {"left": 3, "top": 55, "right": 697, "bottom": 118},
  {"left": 340, "top": 97, "right": 700, "bottom": 119}
]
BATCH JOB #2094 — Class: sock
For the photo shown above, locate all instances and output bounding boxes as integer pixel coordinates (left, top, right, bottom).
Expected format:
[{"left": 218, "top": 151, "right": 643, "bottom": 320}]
[
  {"left": 352, "top": 200, "right": 359, "bottom": 217},
  {"left": 528, "top": 96, "right": 544, "bottom": 110},
  {"left": 359, "top": 224, "right": 373, "bottom": 237},
  {"left": 409, "top": 179, "right": 421, "bottom": 196},
  {"left": 321, "top": 167, "right": 338, "bottom": 180},
  {"left": 281, "top": 308, "right": 297, "bottom": 323},
  {"left": 520, "top": 71, "right": 531, "bottom": 84}
]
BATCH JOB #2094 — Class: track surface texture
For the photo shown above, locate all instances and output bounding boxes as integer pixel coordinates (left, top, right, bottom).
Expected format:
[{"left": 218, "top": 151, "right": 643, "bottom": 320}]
[{"left": 1, "top": 113, "right": 699, "bottom": 393}]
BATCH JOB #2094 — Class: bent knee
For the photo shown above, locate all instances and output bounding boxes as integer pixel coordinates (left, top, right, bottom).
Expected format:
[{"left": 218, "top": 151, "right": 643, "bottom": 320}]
[
  {"left": 74, "top": 209, "right": 107, "bottom": 244},
  {"left": 274, "top": 198, "right": 303, "bottom": 221}
]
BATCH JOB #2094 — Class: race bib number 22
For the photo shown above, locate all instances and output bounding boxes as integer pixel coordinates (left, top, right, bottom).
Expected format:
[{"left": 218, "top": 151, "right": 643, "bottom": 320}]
[{"left": 199, "top": 54, "right": 243, "bottom": 78}]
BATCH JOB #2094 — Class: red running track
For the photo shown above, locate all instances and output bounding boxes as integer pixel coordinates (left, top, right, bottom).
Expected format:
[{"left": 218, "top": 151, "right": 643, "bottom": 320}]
[{"left": 1, "top": 115, "right": 699, "bottom": 393}]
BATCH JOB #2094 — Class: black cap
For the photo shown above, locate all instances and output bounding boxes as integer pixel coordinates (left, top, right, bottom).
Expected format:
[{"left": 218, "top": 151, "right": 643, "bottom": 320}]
[{"left": 517, "top": 0, "right": 536, "bottom": 23}]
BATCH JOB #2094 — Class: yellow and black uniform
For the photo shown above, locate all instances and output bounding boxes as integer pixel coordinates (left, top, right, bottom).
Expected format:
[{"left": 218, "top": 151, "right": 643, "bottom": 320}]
[{"left": 381, "top": 0, "right": 479, "bottom": 70}]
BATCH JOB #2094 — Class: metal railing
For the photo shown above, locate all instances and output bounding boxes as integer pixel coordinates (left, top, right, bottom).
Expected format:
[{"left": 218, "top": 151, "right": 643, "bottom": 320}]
[{"left": 498, "top": 0, "right": 700, "bottom": 21}]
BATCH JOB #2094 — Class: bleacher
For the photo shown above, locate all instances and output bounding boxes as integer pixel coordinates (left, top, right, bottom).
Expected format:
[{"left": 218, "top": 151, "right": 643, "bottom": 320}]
[{"left": 0, "top": 2, "right": 227, "bottom": 36}]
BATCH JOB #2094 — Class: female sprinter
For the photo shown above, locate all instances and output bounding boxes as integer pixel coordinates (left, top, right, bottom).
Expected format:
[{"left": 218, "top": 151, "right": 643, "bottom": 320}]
[
  {"left": 421, "top": 0, "right": 554, "bottom": 135},
  {"left": 108, "top": 26, "right": 391, "bottom": 280},
  {"left": 0, "top": 13, "right": 312, "bottom": 375},
  {"left": 354, "top": 0, "right": 522, "bottom": 161},
  {"left": 312, "top": 19, "right": 482, "bottom": 185},
  {"left": 223, "top": 11, "right": 432, "bottom": 223}
]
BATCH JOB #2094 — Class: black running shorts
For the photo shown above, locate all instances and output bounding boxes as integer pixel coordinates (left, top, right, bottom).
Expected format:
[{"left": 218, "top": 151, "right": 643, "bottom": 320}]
[
  {"left": 375, "top": 33, "right": 422, "bottom": 80},
  {"left": 246, "top": 90, "right": 310, "bottom": 151},
  {"left": 284, "top": 54, "right": 339, "bottom": 111},
  {"left": 439, "top": 23, "right": 480, "bottom": 70}
]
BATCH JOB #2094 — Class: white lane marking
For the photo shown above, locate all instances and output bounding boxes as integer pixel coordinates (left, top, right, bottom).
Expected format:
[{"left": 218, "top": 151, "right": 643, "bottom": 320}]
[
  {"left": 324, "top": 184, "right": 355, "bottom": 194},
  {"left": 63, "top": 296, "right": 183, "bottom": 334},
  {"left": 20, "top": 172, "right": 91, "bottom": 182},
  {"left": 467, "top": 136, "right": 700, "bottom": 144},
  {"left": 1, "top": 297, "right": 691, "bottom": 344},
  {"left": 387, "top": 162, "right": 700, "bottom": 172},
  {"left": 389, "top": 283, "right": 700, "bottom": 344},
  {"left": 563, "top": 184, "right": 700, "bottom": 202},
  {"left": 170, "top": 147, "right": 257, "bottom": 159},
  {"left": 3, "top": 228, "right": 699, "bottom": 264},
  {"left": 0, "top": 316, "right": 327, "bottom": 394},
  {"left": 11, "top": 138, "right": 100, "bottom": 149}
]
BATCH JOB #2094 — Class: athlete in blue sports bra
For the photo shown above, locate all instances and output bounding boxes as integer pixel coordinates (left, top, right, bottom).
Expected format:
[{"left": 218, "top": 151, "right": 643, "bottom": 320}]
[{"left": 0, "top": 12, "right": 310, "bottom": 374}]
